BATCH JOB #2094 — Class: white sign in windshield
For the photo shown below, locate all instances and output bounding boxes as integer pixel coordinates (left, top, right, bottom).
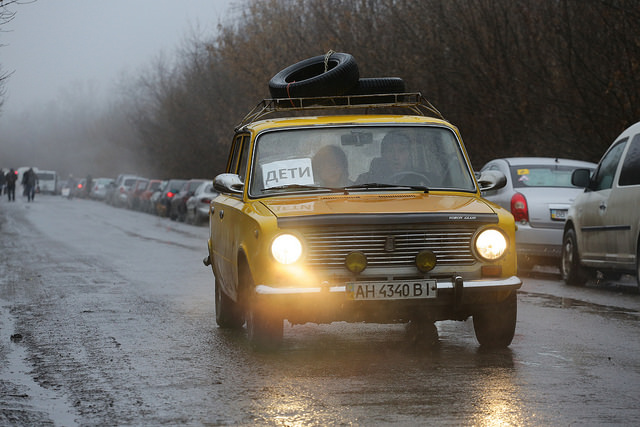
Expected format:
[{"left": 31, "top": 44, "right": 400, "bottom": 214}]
[{"left": 262, "top": 158, "right": 314, "bottom": 189}]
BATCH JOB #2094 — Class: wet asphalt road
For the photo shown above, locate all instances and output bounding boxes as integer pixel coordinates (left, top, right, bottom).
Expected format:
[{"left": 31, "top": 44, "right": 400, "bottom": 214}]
[{"left": 1, "top": 195, "right": 639, "bottom": 426}]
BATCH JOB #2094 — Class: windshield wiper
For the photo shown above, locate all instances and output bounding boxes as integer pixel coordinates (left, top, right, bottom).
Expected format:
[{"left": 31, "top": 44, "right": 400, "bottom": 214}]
[
  {"left": 346, "top": 183, "right": 429, "bottom": 193},
  {"left": 262, "top": 184, "right": 349, "bottom": 194}
]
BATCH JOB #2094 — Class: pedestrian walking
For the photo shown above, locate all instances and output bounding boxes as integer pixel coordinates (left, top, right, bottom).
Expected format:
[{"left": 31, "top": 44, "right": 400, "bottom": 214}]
[
  {"left": 6, "top": 168, "right": 17, "bottom": 201},
  {"left": 22, "top": 168, "right": 38, "bottom": 202},
  {"left": 0, "top": 168, "right": 6, "bottom": 196}
]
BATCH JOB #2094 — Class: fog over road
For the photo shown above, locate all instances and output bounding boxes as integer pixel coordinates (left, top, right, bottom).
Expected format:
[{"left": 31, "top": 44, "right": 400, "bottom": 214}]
[{"left": 1, "top": 196, "right": 639, "bottom": 425}]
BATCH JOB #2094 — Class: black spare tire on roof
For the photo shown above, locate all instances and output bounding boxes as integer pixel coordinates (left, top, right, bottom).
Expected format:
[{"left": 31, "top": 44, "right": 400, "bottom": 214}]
[
  {"left": 268, "top": 52, "right": 359, "bottom": 99},
  {"left": 347, "top": 77, "right": 406, "bottom": 95}
]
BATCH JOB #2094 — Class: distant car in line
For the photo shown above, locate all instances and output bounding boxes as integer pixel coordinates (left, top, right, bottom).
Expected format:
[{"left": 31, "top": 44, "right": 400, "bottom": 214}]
[
  {"left": 138, "top": 179, "right": 163, "bottom": 212},
  {"left": 185, "top": 181, "right": 217, "bottom": 225},
  {"left": 562, "top": 121, "right": 640, "bottom": 288},
  {"left": 169, "top": 179, "right": 208, "bottom": 221},
  {"left": 481, "top": 157, "right": 597, "bottom": 271},
  {"left": 126, "top": 178, "right": 149, "bottom": 210},
  {"left": 111, "top": 174, "right": 140, "bottom": 207},
  {"left": 155, "top": 179, "right": 187, "bottom": 217},
  {"left": 89, "top": 177, "right": 115, "bottom": 200}
]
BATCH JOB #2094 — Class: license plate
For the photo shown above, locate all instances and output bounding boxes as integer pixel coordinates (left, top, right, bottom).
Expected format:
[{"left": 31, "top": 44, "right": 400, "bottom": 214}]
[
  {"left": 550, "top": 209, "right": 567, "bottom": 220},
  {"left": 346, "top": 280, "right": 437, "bottom": 300}
]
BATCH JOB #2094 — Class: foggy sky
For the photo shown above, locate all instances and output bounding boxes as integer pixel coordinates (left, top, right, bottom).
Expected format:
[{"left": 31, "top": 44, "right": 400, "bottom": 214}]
[
  {"left": 1, "top": 0, "right": 233, "bottom": 113},
  {"left": 0, "top": 0, "right": 235, "bottom": 175}
]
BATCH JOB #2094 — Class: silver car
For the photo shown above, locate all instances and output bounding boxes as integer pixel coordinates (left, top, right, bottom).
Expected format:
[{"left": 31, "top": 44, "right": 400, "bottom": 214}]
[
  {"left": 185, "top": 181, "right": 217, "bottom": 225},
  {"left": 562, "top": 121, "right": 640, "bottom": 287},
  {"left": 481, "top": 157, "right": 596, "bottom": 271}
]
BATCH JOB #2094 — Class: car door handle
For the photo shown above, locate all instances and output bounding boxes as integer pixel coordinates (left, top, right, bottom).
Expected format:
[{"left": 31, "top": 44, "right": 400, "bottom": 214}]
[
  {"left": 219, "top": 209, "right": 224, "bottom": 219},
  {"left": 599, "top": 202, "right": 607, "bottom": 211}
]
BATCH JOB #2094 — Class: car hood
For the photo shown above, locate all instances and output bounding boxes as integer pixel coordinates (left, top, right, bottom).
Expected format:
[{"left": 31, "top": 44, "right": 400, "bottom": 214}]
[{"left": 260, "top": 193, "right": 499, "bottom": 225}]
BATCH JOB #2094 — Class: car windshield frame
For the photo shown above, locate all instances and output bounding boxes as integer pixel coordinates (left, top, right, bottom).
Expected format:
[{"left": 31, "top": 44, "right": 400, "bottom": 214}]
[{"left": 247, "top": 124, "right": 477, "bottom": 198}]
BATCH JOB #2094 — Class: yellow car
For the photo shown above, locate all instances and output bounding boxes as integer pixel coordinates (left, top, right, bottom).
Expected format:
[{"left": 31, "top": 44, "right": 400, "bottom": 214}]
[{"left": 205, "top": 94, "right": 521, "bottom": 348}]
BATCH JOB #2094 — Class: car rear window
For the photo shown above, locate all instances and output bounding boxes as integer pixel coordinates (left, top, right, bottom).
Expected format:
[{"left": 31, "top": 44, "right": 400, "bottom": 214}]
[{"left": 509, "top": 165, "right": 587, "bottom": 188}]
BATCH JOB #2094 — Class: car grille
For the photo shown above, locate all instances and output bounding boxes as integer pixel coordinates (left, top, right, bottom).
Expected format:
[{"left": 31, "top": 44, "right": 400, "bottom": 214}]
[{"left": 302, "top": 226, "right": 476, "bottom": 268}]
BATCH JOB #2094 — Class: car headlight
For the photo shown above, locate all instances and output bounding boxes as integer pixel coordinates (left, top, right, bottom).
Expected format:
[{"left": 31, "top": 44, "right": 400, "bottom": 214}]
[
  {"left": 475, "top": 229, "right": 507, "bottom": 261},
  {"left": 271, "top": 234, "right": 303, "bottom": 264}
]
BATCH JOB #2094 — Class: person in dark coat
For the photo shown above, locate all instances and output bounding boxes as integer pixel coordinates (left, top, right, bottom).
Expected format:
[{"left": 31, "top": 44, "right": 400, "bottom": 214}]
[
  {"left": 6, "top": 168, "right": 17, "bottom": 201},
  {"left": 22, "top": 168, "right": 38, "bottom": 202},
  {"left": 0, "top": 169, "right": 6, "bottom": 195}
]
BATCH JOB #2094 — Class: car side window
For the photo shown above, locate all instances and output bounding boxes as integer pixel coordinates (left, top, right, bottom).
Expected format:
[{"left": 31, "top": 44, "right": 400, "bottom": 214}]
[
  {"left": 226, "top": 134, "right": 244, "bottom": 173},
  {"left": 237, "top": 135, "right": 251, "bottom": 182},
  {"left": 619, "top": 134, "right": 640, "bottom": 186},
  {"left": 591, "top": 139, "right": 626, "bottom": 191}
]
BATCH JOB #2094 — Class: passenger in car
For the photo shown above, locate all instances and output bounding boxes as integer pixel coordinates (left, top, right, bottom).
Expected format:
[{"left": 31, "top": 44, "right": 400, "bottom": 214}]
[{"left": 312, "top": 145, "right": 351, "bottom": 188}]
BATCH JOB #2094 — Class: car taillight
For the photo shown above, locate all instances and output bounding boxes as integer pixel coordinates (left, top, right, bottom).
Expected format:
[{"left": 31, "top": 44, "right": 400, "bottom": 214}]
[
  {"left": 77, "top": 184, "right": 83, "bottom": 189},
  {"left": 201, "top": 198, "right": 211, "bottom": 204},
  {"left": 510, "top": 192, "right": 529, "bottom": 223},
  {"left": 167, "top": 191, "right": 175, "bottom": 198}
]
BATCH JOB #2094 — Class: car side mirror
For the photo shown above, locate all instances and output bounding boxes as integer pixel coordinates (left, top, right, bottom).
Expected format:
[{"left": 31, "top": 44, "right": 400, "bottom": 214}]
[
  {"left": 571, "top": 168, "right": 591, "bottom": 188},
  {"left": 476, "top": 170, "right": 507, "bottom": 191},
  {"left": 213, "top": 173, "right": 244, "bottom": 194}
]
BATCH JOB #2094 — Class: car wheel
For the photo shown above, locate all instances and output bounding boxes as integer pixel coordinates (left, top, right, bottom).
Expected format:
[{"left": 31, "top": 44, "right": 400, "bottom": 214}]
[
  {"left": 240, "top": 265, "right": 283, "bottom": 349},
  {"left": 268, "top": 52, "right": 359, "bottom": 98},
  {"left": 472, "top": 291, "right": 517, "bottom": 348},
  {"left": 215, "top": 276, "right": 244, "bottom": 329},
  {"left": 561, "top": 228, "right": 588, "bottom": 286}
]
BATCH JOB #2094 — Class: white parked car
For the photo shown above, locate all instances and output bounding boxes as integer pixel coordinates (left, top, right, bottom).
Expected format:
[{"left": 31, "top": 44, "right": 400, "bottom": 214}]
[
  {"left": 562, "top": 121, "right": 640, "bottom": 287},
  {"left": 481, "top": 157, "right": 596, "bottom": 271},
  {"left": 35, "top": 170, "right": 58, "bottom": 195}
]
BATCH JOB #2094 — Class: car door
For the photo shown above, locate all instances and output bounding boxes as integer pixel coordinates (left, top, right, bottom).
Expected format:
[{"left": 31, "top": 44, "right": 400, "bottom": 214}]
[
  {"left": 212, "top": 134, "right": 250, "bottom": 300},
  {"left": 577, "top": 139, "right": 627, "bottom": 263},
  {"left": 605, "top": 133, "right": 640, "bottom": 267}
]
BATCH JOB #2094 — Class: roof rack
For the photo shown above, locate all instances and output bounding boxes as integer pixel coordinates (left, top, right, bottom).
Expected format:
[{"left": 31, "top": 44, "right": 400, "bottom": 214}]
[{"left": 236, "top": 92, "right": 444, "bottom": 131}]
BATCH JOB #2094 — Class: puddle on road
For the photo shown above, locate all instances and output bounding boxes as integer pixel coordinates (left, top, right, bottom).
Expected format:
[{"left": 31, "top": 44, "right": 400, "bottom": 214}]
[
  {"left": 519, "top": 291, "right": 640, "bottom": 322},
  {"left": 0, "top": 303, "right": 78, "bottom": 426}
]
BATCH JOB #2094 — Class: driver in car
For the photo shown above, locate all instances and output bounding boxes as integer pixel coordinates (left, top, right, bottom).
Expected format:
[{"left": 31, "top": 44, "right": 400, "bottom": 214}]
[{"left": 357, "top": 131, "right": 413, "bottom": 184}]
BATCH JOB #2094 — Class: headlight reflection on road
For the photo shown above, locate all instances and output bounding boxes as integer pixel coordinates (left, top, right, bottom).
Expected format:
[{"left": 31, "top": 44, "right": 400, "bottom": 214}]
[{"left": 469, "top": 371, "right": 530, "bottom": 426}]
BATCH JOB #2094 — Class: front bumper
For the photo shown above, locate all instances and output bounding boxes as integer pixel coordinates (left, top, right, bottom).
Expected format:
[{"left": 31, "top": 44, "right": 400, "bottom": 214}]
[{"left": 254, "top": 276, "right": 522, "bottom": 324}]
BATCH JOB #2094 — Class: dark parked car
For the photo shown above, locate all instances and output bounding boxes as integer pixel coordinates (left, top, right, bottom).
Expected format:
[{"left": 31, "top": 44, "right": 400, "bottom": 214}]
[
  {"left": 169, "top": 179, "right": 208, "bottom": 221},
  {"left": 155, "top": 179, "right": 187, "bottom": 217}
]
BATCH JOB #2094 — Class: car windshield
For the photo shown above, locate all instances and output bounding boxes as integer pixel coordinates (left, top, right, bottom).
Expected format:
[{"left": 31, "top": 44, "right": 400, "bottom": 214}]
[
  {"left": 249, "top": 125, "right": 475, "bottom": 197},
  {"left": 509, "top": 165, "right": 589, "bottom": 188}
]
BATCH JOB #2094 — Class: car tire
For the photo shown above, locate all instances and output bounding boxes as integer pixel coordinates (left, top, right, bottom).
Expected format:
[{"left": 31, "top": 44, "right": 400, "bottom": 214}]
[
  {"left": 561, "top": 228, "right": 588, "bottom": 286},
  {"left": 346, "top": 77, "right": 406, "bottom": 95},
  {"left": 472, "top": 291, "right": 517, "bottom": 348},
  {"left": 246, "top": 300, "right": 283, "bottom": 350},
  {"left": 215, "top": 276, "right": 244, "bottom": 329},
  {"left": 240, "top": 264, "right": 283, "bottom": 349},
  {"left": 268, "top": 52, "right": 359, "bottom": 98}
]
